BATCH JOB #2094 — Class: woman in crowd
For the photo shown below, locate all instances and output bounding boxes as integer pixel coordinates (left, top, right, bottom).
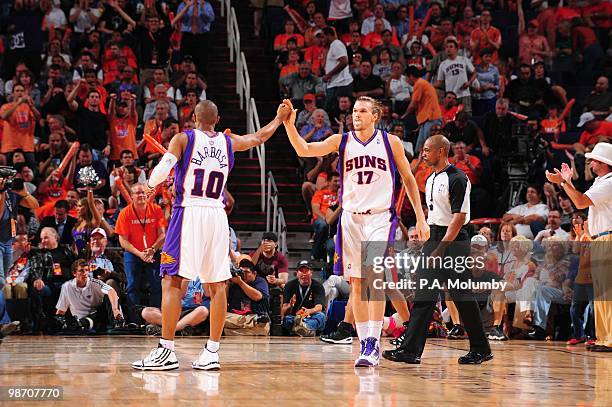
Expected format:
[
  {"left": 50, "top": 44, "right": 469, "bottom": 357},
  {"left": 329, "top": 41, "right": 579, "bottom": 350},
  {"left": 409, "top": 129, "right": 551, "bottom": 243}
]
[
  {"left": 72, "top": 189, "right": 103, "bottom": 255},
  {"left": 473, "top": 48, "right": 500, "bottom": 117},
  {"left": 386, "top": 61, "right": 411, "bottom": 113}
]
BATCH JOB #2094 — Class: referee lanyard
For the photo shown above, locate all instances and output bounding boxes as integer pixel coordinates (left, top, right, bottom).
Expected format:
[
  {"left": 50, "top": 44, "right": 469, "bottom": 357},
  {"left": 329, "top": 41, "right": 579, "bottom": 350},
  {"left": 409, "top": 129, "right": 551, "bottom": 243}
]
[
  {"left": 133, "top": 204, "right": 149, "bottom": 249},
  {"left": 428, "top": 164, "right": 451, "bottom": 211}
]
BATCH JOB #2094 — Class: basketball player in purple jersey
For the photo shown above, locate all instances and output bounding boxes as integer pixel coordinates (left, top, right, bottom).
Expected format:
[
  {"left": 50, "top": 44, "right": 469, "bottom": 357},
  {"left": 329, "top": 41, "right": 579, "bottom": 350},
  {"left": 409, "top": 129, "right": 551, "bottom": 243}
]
[
  {"left": 132, "top": 100, "right": 290, "bottom": 371},
  {"left": 283, "top": 97, "right": 429, "bottom": 367}
]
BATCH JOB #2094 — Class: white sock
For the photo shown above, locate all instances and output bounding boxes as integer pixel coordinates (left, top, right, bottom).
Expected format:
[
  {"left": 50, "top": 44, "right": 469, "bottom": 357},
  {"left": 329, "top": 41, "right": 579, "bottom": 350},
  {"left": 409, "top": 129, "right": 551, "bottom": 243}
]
[
  {"left": 368, "top": 320, "right": 383, "bottom": 342},
  {"left": 206, "top": 340, "right": 220, "bottom": 353},
  {"left": 159, "top": 338, "right": 174, "bottom": 351},
  {"left": 355, "top": 322, "right": 369, "bottom": 341}
]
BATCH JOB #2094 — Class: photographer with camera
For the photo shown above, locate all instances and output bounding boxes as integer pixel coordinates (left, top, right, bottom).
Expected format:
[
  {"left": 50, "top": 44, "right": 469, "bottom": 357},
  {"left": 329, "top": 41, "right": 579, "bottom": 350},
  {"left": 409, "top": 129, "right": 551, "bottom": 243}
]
[
  {"left": 224, "top": 255, "right": 271, "bottom": 336},
  {"left": 250, "top": 232, "right": 289, "bottom": 288},
  {"left": 0, "top": 168, "right": 39, "bottom": 288},
  {"left": 0, "top": 84, "right": 40, "bottom": 169}
]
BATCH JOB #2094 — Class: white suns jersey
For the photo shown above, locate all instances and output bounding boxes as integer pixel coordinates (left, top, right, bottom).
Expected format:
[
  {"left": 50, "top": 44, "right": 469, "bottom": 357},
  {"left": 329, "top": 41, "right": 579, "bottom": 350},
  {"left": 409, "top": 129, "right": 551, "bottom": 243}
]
[
  {"left": 173, "top": 129, "right": 234, "bottom": 208},
  {"left": 338, "top": 129, "right": 397, "bottom": 213}
]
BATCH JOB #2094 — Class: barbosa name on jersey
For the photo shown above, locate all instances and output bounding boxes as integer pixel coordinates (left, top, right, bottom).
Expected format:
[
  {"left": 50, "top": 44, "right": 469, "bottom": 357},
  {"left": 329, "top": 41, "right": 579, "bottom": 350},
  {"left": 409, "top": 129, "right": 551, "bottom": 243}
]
[{"left": 190, "top": 146, "right": 228, "bottom": 168}]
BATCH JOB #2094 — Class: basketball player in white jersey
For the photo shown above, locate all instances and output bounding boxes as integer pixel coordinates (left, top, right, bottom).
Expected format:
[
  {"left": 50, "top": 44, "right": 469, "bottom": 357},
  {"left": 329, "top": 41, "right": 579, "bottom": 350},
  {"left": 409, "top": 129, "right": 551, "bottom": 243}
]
[
  {"left": 132, "top": 100, "right": 290, "bottom": 371},
  {"left": 283, "top": 97, "right": 429, "bottom": 367}
]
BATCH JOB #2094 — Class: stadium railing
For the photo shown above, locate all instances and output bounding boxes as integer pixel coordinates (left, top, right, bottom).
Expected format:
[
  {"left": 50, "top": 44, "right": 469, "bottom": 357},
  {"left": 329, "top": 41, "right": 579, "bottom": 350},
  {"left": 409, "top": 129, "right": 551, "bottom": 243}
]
[
  {"left": 266, "top": 171, "right": 288, "bottom": 254},
  {"left": 221, "top": 0, "right": 266, "bottom": 212}
]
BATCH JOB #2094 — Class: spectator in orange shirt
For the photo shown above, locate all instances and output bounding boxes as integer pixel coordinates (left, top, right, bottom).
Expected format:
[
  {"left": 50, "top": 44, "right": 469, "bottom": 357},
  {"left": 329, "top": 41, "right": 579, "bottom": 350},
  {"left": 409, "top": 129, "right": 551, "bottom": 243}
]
[
  {"left": 582, "top": 0, "right": 612, "bottom": 30},
  {"left": 470, "top": 10, "right": 502, "bottom": 65},
  {"left": 440, "top": 91, "right": 462, "bottom": 125},
  {"left": 449, "top": 141, "right": 492, "bottom": 218},
  {"left": 400, "top": 66, "right": 443, "bottom": 152},
  {"left": 573, "top": 113, "right": 612, "bottom": 154},
  {"left": 108, "top": 93, "right": 138, "bottom": 163},
  {"left": 0, "top": 84, "right": 40, "bottom": 169},
  {"left": 280, "top": 50, "right": 301, "bottom": 79},
  {"left": 115, "top": 183, "right": 167, "bottom": 321},
  {"left": 311, "top": 172, "right": 340, "bottom": 260},
  {"left": 410, "top": 150, "right": 433, "bottom": 194},
  {"left": 541, "top": 105, "right": 567, "bottom": 135},
  {"left": 141, "top": 101, "right": 171, "bottom": 165},
  {"left": 274, "top": 20, "right": 305, "bottom": 51},
  {"left": 571, "top": 18, "right": 605, "bottom": 79},
  {"left": 518, "top": 6, "right": 553, "bottom": 66},
  {"left": 304, "top": 12, "right": 328, "bottom": 46},
  {"left": 303, "top": 31, "right": 325, "bottom": 76},
  {"left": 362, "top": 18, "right": 387, "bottom": 52}
]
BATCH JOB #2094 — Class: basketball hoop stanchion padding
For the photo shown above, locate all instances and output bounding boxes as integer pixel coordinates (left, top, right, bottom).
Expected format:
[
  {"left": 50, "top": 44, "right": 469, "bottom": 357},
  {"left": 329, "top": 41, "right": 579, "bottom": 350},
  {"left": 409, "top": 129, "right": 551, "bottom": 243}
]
[{"left": 57, "top": 141, "right": 80, "bottom": 174}]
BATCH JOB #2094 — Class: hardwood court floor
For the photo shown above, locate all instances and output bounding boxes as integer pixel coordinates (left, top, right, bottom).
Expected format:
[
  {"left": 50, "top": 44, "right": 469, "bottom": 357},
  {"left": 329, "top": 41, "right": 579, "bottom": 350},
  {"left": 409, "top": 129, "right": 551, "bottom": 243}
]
[{"left": 0, "top": 336, "right": 610, "bottom": 406}]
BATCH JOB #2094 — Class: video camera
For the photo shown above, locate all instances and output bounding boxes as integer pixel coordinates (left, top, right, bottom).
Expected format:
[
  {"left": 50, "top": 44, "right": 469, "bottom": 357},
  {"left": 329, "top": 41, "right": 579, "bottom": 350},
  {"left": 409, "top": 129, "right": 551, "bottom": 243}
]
[
  {"left": 0, "top": 166, "right": 23, "bottom": 191},
  {"left": 230, "top": 263, "right": 244, "bottom": 279}
]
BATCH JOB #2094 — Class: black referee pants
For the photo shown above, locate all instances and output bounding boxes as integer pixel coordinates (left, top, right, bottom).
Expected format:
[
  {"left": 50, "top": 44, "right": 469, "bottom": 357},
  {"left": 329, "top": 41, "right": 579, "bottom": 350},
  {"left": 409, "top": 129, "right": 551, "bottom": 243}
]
[{"left": 400, "top": 225, "right": 491, "bottom": 356}]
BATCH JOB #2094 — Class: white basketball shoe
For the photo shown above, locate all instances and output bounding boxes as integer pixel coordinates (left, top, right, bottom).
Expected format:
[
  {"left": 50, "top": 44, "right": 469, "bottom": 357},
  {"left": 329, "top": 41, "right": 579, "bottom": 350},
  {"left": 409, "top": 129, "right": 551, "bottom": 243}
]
[
  {"left": 132, "top": 344, "right": 179, "bottom": 371},
  {"left": 192, "top": 347, "right": 221, "bottom": 371}
]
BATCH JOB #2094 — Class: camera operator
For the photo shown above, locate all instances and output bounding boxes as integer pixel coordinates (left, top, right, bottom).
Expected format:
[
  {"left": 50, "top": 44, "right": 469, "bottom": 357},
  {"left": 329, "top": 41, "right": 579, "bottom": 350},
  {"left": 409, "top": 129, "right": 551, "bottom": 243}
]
[
  {"left": 250, "top": 232, "right": 289, "bottom": 288},
  {"left": 225, "top": 255, "right": 271, "bottom": 335},
  {"left": 0, "top": 171, "right": 39, "bottom": 288}
]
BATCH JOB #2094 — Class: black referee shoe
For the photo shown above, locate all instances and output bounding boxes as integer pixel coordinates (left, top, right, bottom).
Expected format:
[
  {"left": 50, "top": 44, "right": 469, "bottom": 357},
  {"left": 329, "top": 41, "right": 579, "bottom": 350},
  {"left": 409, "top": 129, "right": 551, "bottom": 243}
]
[
  {"left": 458, "top": 351, "right": 494, "bottom": 365},
  {"left": 382, "top": 348, "right": 421, "bottom": 364}
]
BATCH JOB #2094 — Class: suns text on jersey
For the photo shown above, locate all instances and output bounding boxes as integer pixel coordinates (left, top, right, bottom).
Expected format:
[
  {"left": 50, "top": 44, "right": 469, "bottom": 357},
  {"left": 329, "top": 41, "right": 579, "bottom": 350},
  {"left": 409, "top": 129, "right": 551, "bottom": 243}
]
[
  {"left": 190, "top": 147, "right": 228, "bottom": 169},
  {"left": 345, "top": 155, "right": 387, "bottom": 172}
]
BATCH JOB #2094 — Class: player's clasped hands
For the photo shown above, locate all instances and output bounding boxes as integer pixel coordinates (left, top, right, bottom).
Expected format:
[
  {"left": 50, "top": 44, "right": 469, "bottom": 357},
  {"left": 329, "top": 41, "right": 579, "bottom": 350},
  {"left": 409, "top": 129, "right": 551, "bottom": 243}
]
[{"left": 276, "top": 100, "right": 292, "bottom": 123}]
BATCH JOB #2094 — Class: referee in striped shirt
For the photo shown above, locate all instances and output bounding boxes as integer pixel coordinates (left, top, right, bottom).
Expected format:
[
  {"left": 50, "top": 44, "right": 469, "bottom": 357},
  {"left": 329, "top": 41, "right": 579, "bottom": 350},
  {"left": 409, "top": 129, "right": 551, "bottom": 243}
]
[{"left": 384, "top": 135, "right": 492, "bottom": 365}]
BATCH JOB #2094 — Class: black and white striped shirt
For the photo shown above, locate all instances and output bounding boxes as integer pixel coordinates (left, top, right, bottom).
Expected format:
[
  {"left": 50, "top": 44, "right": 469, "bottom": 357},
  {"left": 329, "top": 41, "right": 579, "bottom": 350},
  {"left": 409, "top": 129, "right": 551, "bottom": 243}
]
[{"left": 425, "top": 164, "right": 471, "bottom": 227}]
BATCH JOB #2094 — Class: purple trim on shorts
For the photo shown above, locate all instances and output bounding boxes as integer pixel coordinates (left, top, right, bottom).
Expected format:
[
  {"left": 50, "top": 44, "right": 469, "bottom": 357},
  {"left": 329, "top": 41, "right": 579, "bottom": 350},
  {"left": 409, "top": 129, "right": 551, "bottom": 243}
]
[
  {"left": 224, "top": 133, "right": 234, "bottom": 172},
  {"left": 174, "top": 130, "right": 196, "bottom": 207},
  {"left": 337, "top": 132, "right": 349, "bottom": 207},
  {"left": 160, "top": 206, "right": 185, "bottom": 277},
  {"left": 333, "top": 214, "right": 344, "bottom": 276},
  {"left": 381, "top": 130, "right": 397, "bottom": 215}
]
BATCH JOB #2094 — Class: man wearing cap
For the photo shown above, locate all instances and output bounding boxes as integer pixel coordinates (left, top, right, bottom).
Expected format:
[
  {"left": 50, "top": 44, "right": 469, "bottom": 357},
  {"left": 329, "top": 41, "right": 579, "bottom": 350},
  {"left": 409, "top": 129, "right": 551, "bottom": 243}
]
[
  {"left": 546, "top": 142, "right": 612, "bottom": 352},
  {"left": 573, "top": 113, "right": 612, "bottom": 154},
  {"left": 279, "top": 62, "right": 323, "bottom": 104},
  {"left": 281, "top": 260, "right": 326, "bottom": 336},
  {"left": 85, "top": 227, "right": 125, "bottom": 295},
  {"left": 250, "top": 232, "right": 289, "bottom": 288},
  {"left": 225, "top": 255, "right": 270, "bottom": 335}
]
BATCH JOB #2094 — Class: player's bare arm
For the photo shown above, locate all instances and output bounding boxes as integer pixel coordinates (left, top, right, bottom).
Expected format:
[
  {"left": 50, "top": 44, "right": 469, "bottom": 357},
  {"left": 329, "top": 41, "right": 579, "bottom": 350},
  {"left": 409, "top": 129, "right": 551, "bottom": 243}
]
[
  {"left": 389, "top": 133, "right": 430, "bottom": 241},
  {"left": 230, "top": 102, "right": 292, "bottom": 152},
  {"left": 282, "top": 99, "right": 341, "bottom": 157}
]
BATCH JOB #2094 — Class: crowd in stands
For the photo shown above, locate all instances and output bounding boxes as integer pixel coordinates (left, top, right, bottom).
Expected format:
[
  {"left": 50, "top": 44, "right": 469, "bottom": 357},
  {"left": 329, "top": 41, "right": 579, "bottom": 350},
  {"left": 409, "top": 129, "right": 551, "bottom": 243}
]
[{"left": 0, "top": 0, "right": 610, "bottom": 346}]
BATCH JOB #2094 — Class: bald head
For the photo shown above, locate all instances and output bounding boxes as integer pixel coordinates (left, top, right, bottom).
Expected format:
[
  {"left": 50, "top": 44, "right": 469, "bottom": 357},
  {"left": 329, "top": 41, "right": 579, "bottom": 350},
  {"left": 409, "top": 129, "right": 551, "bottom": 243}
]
[
  {"left": 427, "top": 134, "right": 451, "bottom": 153},
  {"left": 194, "top": 100, "right": 219, "bottom": 126}
]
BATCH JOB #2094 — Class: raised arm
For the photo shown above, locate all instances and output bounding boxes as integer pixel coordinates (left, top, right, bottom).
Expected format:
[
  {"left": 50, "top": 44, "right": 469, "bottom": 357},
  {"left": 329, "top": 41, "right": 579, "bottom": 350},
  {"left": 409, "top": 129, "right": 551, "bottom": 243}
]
[
  {"left": 282, "top": 99, "right": 341, "bottom": 157},
  {"left": 229, "top": 102, "right": 291, "bottom": 152}
]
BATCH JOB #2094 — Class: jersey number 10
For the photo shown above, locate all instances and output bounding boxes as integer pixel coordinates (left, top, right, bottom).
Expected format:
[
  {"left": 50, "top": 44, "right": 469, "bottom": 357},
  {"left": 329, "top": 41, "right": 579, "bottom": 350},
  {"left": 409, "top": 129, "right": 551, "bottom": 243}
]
[{"left": 191, "top": 169, "right": 224, "bottom": 199}]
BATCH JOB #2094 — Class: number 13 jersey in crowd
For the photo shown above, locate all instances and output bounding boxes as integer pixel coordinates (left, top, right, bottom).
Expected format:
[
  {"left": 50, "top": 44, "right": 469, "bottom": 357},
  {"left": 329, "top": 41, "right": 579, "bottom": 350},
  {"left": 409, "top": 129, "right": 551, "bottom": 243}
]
[
  {"left": 338, "top": 129, "right": 397, "bottom": 214},
  {"left": 174, "top": 129, "right": 234, "bottom": 209}
]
